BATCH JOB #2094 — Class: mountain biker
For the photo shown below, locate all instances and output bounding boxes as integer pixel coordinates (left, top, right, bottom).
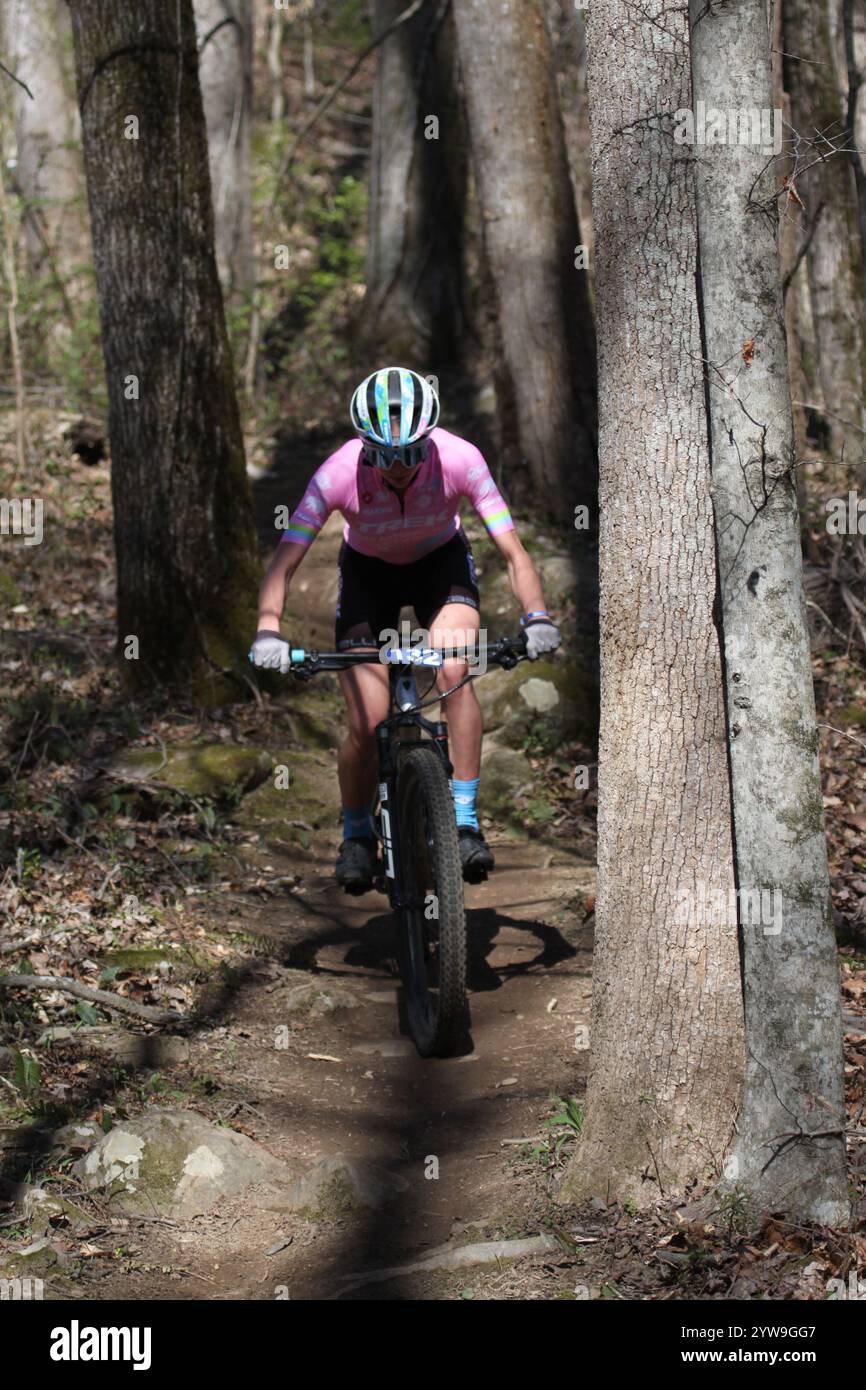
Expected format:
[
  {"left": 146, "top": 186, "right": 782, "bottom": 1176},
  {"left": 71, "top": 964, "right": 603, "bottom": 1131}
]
[{"left": 250, "top": 367, "right": 561, "bottom": 891}]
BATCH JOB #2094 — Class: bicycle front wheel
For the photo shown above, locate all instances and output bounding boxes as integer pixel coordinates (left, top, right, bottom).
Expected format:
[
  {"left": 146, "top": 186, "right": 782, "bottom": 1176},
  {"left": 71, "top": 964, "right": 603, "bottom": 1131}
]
[{"left": 395, "top": 744, "right": 468, "bottom": 1057}]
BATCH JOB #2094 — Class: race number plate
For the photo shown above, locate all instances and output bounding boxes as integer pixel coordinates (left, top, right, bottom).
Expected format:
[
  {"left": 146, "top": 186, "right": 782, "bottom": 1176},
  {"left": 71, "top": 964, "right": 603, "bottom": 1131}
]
[{"left": 382, "top": 647, "right": 443, "bottom": 667}]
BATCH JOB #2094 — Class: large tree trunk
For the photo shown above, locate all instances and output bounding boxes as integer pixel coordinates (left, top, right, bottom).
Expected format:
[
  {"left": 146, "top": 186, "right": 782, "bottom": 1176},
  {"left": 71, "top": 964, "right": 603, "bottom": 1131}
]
[
  {"left": 783, "top": 0, "right": 866, "bottom": 479},
  {"left": 845, "top": 0, "right": 866, "bottom": 276},
  {"left": 67, "top": 0, "right": 258, "bottom": 699},
  {"left": 690, "top": 0, "right": 848, "bottom": 1225},
  {"left": 546, "top": 0, "right": 593, "bottom": 276},
  {"left": 363, "top": 0, "right": 468, "bottom": 366},
  {"left": 773, "top": 0, "right": 809, "bottom": 474},
  {"left": 193, "top": 0, "right": 253, "bottom": 299},
  {"left": 452, "top": 0, "right": 597, "bottom": 524},
  {"left": 1, "top": 0, "right": 90, "bottom": 292},
  {"left": 559, "top": 0, "right": 743, "bottom": 1208}
]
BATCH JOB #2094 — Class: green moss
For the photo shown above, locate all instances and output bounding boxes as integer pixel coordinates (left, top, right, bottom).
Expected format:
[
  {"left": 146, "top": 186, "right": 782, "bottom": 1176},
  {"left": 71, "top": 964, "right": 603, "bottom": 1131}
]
[
  {"left": 99, "top": 947, "right": 173, "bottom": 973},
  {"left": 480, "top": 743, "right": 532, "bottom": 835},
  {"left": 296, "top": 1173, "right": 358, "bottom": 1222},
  {"left": 232, "top": 749, "right": 338, "bottom": 839},
  {"left": 779, "top": 716, "right": 820, "bottom": 757},
  {"left": 109, "top": 744, "right": 272, "bottom": 802},
  {"left": 838, "top": 703, "right": 866, "bottom": 728},
  {"left": 777, "top": 790, "right": 826, "bottom": 841}
]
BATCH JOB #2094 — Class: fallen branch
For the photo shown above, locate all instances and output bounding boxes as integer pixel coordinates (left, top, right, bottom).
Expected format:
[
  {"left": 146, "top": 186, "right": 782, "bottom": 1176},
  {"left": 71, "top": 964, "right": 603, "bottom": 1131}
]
[
  {"left": 330, "top": 1234, "right": 559, "bottom": 1296},
  {"left": 0, "top": 934, "right": 41, "bottom": 956},
  {"left": 0, "top": 973, "right": 182, "bottom": 1024}
]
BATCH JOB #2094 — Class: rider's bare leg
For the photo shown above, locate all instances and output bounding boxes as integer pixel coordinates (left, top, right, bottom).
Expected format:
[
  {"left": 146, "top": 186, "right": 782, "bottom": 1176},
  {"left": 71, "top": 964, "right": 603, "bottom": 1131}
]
[
  {"left": 337, "top": 602, "right": 483, "bottom": 801},
  {"left": 338, "top": 654, "right": 389, "bottom": 813},
  {"left": 428, "top": 602, "right": 483, "bottom": 780}
]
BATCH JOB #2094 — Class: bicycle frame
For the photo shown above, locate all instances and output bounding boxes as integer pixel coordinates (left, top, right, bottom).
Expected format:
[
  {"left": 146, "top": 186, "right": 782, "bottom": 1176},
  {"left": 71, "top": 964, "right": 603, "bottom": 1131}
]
[{"left": 280, "top": 634, "right": 528, "bottom": 906}]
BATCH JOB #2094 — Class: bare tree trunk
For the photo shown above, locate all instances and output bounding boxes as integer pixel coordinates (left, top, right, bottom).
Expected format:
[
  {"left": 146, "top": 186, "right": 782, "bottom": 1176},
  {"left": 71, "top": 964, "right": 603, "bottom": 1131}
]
[
  {"left": 0, "top": 0, "right": 90, "bottom": 292},
  {"left": 559, "top": 0, "right": 743, "bottom": 1208},
  {"left": 546, "top": 0, "right": 593, "bottom": 278},
  {"left": 67, "top": 0, "right": 259, "bottom": 698},
  {"left": 194, "top": 0, "right": 253, "bottom": 298},
  {"left": 303, "top": 13, "right": 315, "bottom": 100},
  {"left": 842, "top": 0, "right": 866, "bottom": 293},
  {"left": 452, "top": 0, "right": 597, "bottom": 524},
  {"left": 690, "top": 0, "right": 848, "bottom": 1226},
  {"left": 0, "top": 114, "right": 27, "bottom": 474},
  {"left": 773, "top": 0, "right": 809, "bottom": 472},
  {"left": 267, "top": 4, "right": 285, "bottom": 124},
  {"left": 783, "top": 0, "right": 866, "bottom": 478},
  {"left": 363, "top": 0, "right": 468, "bottom": 365}
]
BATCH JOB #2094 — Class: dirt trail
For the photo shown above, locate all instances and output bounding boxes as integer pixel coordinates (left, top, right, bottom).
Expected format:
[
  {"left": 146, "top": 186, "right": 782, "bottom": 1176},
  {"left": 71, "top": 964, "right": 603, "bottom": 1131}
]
[{"left": 197, "top": 832, "right": 595, "bottom": 1300}]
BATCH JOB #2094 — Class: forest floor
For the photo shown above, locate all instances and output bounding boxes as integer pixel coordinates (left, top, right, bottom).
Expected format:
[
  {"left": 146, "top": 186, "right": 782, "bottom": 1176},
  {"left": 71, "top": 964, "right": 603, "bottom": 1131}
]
[{"left": 1, "top": 414, "right": 865, "bottom": 1300}]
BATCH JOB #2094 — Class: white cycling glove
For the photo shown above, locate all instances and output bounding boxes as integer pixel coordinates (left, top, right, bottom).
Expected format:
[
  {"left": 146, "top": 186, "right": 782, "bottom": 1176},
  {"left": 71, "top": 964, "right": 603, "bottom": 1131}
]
[
  {"left": 524, "top": 615, "right": 561, "bottom": 661},
  {"left": 249, "top": 630, "right": 292, "bottom": 674}
]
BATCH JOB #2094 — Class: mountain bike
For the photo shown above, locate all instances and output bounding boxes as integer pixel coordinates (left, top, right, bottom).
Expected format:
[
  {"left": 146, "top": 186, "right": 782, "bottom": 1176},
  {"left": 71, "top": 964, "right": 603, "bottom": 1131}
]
[{"left": 279, "top": 633, "right": 530, "bottom": 1058}]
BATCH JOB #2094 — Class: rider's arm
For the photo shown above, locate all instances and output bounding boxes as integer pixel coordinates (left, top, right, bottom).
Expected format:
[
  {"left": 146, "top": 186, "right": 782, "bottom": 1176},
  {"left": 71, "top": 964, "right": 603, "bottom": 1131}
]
[
  {"left": 491, "top": 528, "right": 550, "bottom": 620},
  {"left": 256, "top": 540, "right": 307, "bottom": 632},
  {"left": 256, "top": 459, "right": 339, "bottom": 631},
  {"left": 459, "top": 441, "right": 554, "bottom": 625}
]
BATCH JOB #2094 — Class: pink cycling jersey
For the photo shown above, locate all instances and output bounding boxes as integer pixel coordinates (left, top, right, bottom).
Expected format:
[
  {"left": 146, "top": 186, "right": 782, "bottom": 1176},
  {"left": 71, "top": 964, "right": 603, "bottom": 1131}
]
[{"left": 280, "top": 427, "right": 514, "bottom": 565}]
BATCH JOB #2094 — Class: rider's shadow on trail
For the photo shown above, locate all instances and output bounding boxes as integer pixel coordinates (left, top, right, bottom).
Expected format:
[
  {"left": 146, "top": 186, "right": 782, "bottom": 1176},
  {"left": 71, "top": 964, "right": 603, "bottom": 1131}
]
[
  {"left": 464, "top": 907, "right": 576, "bottom": 992},
  {"left": 339, "top": 906, "right": 576, "bottom": 992}
]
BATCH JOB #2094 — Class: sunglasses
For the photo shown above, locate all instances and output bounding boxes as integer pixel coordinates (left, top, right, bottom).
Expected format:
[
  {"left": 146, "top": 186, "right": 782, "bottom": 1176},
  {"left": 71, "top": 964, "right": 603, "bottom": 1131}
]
[{"left": 362, "top": 440, "right": 429, "bottom": 471}]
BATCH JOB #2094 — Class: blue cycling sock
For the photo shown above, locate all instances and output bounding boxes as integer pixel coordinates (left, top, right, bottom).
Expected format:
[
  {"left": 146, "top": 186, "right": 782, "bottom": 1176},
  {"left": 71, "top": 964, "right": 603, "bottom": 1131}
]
[
  {"left": 451, "top": 777, "right": 480, "bottom": 831},
  {"left": 342, "top": 805, "right": 373, "bottom": 840}
]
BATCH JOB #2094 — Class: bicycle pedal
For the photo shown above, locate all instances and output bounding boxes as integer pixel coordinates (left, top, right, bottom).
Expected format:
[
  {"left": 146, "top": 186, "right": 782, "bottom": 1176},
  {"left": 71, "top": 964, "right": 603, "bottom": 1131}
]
[
  {"left": 342, "top": 879, "right": 373, "bottom": 897},
  {"left": 462, "top": 865, "right": 488, "bottom": 885}
]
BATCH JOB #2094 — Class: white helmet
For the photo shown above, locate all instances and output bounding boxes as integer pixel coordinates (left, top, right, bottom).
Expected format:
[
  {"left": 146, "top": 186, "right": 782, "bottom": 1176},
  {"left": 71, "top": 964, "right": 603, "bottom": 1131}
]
[{"left": 350, "top": 367, "right": 440, "bottom": 468}]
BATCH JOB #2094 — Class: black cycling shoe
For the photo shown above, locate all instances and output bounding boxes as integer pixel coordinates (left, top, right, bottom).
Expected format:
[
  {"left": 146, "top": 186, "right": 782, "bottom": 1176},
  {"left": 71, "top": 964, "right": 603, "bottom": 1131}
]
[
  {"left": 335, "top": 836, "right": 377, "bottom": 894},
  {"left": 458, "top": 826, "right": 495, "bottom": 883}
]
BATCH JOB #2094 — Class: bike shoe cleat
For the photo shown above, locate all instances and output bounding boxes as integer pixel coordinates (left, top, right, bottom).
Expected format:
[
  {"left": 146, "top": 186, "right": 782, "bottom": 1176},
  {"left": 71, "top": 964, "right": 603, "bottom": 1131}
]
[
  {"left": 458, "top": 827, "right": 494, "bottom": 884},
  {"left": 336, "top": 835, "right": 377, "bottom": 894}
]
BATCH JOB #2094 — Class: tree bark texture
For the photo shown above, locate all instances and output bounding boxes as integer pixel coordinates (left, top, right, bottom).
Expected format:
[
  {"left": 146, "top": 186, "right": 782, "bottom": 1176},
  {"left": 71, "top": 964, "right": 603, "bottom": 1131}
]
[
  {"left": 560, "top": 0, "right": 744, "bottom": 1208},
  {"left": 67, "top": 0, "right": 259, "bottom": 698},
  {"left": 691, "top": 0, "right": 848, "bottom": 1225},
  {"left": 453, "top": 0, "right": 597, "bottom": 524}
]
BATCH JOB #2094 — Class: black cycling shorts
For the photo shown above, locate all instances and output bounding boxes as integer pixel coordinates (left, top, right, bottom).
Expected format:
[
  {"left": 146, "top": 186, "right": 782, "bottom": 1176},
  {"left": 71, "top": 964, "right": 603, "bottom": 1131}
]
[{"left": 335, "top": 528, "right": 480, "bottom": 650}]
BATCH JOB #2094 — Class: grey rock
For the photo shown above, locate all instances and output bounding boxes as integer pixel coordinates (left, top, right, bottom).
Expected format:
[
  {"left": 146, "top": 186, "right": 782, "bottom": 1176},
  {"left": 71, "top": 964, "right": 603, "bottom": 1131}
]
[
  {"left": 49, "top": 1121, "right": 101, "bottom": 1156},
  {"left": 518, "top": 677, "right": 560, "bottom": 714},
  {"left": 73, "top": 1108, "right": 285, "bottom": 1219},
  {"left": 286, "top": 1154, "right": 408, "bottom": 1216},
  {"left": 24, "top": 1186, "right": 90, "bottom": 1233},
  {"left": 537, "top": 554, "right": 577, "bottom": 608},
  {"left": 283, "top": 983, "right": 358, "bottom": 1016}
]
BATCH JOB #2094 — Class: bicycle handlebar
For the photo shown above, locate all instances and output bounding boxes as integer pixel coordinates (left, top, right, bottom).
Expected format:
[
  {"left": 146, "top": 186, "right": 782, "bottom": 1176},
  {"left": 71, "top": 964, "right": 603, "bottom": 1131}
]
[{"left": 277, "top": 632, "right": 529, "bottom": 677}]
